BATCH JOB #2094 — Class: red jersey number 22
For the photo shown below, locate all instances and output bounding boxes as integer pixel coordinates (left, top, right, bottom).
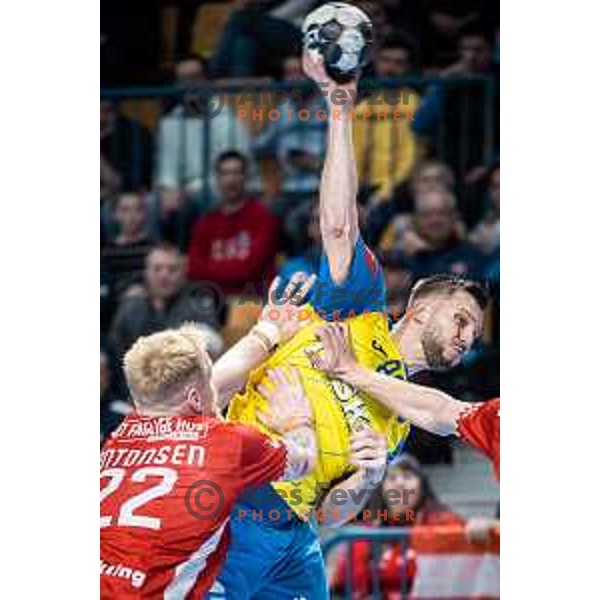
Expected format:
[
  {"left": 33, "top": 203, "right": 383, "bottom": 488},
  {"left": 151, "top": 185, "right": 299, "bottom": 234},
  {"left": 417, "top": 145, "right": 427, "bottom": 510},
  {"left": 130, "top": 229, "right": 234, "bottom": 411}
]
[{"left": 100, "top": 467, "right": 177, "bottom": 530}]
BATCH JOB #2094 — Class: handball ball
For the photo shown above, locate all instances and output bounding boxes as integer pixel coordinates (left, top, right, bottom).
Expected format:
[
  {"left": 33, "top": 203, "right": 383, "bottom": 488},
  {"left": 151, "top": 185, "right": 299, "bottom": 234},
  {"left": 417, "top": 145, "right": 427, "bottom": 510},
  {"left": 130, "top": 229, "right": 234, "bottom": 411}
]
[{"left": 302, "top": 2, "right": 373, "bottom": 84}]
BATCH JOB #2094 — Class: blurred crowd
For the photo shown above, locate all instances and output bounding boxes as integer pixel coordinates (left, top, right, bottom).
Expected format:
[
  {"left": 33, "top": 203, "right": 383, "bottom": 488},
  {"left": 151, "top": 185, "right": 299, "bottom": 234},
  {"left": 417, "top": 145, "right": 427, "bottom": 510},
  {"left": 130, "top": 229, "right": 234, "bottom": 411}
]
[
  {"left": 101, "top": 0, "right": 500, "bottom": 466},
  {"left": 331, "top": 454, "right": 462, "bottom": 599},
  {"left": 101, "top": 4, "right": 500, "bottom": 594}
]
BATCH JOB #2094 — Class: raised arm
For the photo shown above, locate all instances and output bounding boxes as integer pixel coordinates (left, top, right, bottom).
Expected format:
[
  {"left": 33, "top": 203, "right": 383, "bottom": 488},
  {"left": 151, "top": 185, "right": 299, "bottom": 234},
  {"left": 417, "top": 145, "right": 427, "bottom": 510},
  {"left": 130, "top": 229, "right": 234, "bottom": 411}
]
[
  {"left": 303, "top": 52, "right": 359, "bottom": 284},
  {"left": 312, "top": 323, "right": 471, "bottom": 436},
  {"left": 212, "top": 273, "right": 315, "bottom": 410}
]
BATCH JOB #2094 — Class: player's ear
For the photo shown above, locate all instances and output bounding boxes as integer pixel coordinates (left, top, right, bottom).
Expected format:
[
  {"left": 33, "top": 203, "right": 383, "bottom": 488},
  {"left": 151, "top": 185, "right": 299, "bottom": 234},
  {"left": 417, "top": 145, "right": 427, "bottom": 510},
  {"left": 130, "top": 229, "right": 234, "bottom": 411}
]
[
  {"left": 180, "top": 386, "right": 202, "bottom": 415},
  {"left": 408, "top": 301, "right": 430, "bottom": 324}
]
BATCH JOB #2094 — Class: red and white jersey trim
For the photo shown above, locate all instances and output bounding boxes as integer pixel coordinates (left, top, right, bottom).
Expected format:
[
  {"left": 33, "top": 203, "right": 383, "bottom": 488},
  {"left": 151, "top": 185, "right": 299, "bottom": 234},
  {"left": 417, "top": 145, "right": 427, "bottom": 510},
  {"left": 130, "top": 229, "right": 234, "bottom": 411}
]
[{"left": 164, "top": 520, "right": 229, "bottom": 599}]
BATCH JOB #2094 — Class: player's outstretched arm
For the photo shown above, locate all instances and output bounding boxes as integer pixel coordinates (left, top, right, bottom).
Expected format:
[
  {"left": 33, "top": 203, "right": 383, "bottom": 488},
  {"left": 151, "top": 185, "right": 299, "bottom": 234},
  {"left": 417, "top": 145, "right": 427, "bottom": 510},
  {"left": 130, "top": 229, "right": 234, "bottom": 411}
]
[
  {"left": 212, "top": 273, "right": 315, "bottom": 410},
  {"left": 312, "top": 323, "right": 469, "bottom": 436},
  {"left": 303, "top": 51, "right": 359, "bottom": 284},
  {"left": 319, "top": 429, "right": 387, "bottom": 527},
  {"left": 257, "top": 367, "right": 317, "bottom": 480}
]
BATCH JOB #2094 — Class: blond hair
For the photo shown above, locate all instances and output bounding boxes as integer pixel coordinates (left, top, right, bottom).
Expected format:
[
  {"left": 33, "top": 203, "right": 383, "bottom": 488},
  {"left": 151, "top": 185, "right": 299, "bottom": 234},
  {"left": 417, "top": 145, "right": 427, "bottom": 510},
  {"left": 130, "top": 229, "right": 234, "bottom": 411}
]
[{"left": 123, "top": 324, "right": 212, "bottom": 409}]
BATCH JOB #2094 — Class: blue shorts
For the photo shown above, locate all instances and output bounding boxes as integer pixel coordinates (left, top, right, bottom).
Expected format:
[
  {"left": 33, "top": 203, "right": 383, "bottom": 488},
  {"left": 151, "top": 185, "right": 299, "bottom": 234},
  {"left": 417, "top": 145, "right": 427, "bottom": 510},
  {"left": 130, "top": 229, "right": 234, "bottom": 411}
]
[
  {"left": 313, "top": 236, "right": 386, "bottom": 320},
  {"left": 208, "top": 498, "right": 328, "bottom": 600}
]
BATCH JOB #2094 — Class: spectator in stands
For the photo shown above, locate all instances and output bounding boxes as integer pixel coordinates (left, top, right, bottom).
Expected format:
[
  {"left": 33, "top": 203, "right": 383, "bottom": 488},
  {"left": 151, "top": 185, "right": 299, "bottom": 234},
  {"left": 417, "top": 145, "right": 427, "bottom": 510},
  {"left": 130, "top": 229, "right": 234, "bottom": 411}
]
[
  {"left": 410, "top": 159, "right": 456, "bottom": 198},
  {"left": 414, "top": 20, "right": 499, "bottom": 178},
  {"left": 354, "top": 33, "right": 421, "bottom": 203},
  {"left": 255, "top": 54, "right": 326, "bottom": 209},
  {"left": 155, "top": 54, "right": 254, "bottom": 246},
  {"left": 101, "top": 257, "right": 115, "bottom": 335},
  {"left": 100, "top": 100, "right": 154, "bottom": 196},
  {"left": 102, "top": 192, "right": 155, "bottom": 298},
  {"left": 355, "top": 1, "right": 396, "bottom": 45},
  {"left": 331, "top": 454, "right": 463, "bottom": 599},
  {"left": 109, "top": 243, "right": 222, "bottom": 360},
  {"left": 382, "top": 252, "right": 414, "bottom": 324},
  {"left": 278, "top": 202, "right": 321, "bottom": 287},
  {"left": 100, "top": 349, "right": 131, "bottom": 442},
  {"left": 469, "top": 163, "right": 500, "bottom": 256},
  {"left": 209, "top": 0, "right": 307, "bottom": 79},
  {"left": 187, "top": 151, "right": 279, "bottom": 296},
  {"left": 421, "top": 0, "right": 497, "bottom": 68},
  {"left": 382, "top": 189, "right": 482, "bottom": 279},
  {"left": 253, "top": 53, "right": 326, "bottom": 247},
  {"left": 375, "top": 159, "right": 455, "bottom": 250}
]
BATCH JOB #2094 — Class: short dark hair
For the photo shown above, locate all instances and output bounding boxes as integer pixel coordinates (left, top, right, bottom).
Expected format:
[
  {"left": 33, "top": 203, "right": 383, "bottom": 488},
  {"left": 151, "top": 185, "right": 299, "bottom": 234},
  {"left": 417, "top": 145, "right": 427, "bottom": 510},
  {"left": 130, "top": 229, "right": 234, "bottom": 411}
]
[
  {"left": 380, "top": 31, "right": 416, "bottom": 59},
  {"left": 215, "top": 150, "right": 249, "bottom": 174},
  {"left": 408, "top": 275, "right": 489, "bottom": 310}
]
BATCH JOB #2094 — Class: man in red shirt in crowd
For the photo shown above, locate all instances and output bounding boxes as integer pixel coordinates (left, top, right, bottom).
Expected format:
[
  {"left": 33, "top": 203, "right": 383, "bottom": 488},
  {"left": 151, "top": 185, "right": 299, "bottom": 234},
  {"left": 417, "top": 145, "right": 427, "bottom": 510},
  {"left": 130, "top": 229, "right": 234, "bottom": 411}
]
[
  {"left": 187, "top": 151, "right": 279, "bottom": 295},
  {"left": 100, "top": 324, "right": 316, "bottom": 598}
]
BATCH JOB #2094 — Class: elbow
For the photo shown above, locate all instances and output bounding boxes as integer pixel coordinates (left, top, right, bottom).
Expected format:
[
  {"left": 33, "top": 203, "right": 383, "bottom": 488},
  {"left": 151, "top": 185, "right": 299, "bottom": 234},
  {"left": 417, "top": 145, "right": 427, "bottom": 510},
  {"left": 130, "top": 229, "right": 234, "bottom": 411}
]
[
  {"left": 427, "top": 417, "right": 453, "bottom": 437},
  {"left": 429, "top": 405, "right": 457, "bottom": 436},
  {"left": 320, "top": 205, "right": 356, "bottom": 236},
  {"left": 321, "top": 217, "right": 358, "bottom": 253},
  {"left": 321, "top": 219, "right": 351, "bottom": 242}
]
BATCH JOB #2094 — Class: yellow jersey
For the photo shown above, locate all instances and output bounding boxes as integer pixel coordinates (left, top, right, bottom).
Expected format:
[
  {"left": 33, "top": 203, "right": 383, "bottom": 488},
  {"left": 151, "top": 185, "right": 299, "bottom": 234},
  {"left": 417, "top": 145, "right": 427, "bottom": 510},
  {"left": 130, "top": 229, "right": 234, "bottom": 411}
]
[{"left": 227, "top": 306, "right": 411, "bottom": 515}]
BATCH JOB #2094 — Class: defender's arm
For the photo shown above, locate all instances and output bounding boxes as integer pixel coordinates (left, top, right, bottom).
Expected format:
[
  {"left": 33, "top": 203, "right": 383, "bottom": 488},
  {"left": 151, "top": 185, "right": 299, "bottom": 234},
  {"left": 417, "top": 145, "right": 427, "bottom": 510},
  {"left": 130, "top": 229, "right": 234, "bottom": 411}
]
[
  {"left": 344, "top": 366, "right": 467, "bottom": 436},
  {"left": 313, "top": 323, "right": 469, "bottom": 436},
  {"left": 212, "top": 273, "right": 315, "bottom": 410}
]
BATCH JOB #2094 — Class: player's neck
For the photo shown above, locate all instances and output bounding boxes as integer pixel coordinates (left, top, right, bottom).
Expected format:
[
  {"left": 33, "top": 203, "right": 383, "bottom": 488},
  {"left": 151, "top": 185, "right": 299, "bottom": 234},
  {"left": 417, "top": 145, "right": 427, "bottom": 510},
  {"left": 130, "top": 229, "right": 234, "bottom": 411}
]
[
  {"left": 135, "top": 405, "right": 178, "bottom": 417},
  {"left": 391, "top": 318, "right": 428, "bottom": 374},
  {"left": 137, "top": 405, "right": 216, "bottom": 418}
]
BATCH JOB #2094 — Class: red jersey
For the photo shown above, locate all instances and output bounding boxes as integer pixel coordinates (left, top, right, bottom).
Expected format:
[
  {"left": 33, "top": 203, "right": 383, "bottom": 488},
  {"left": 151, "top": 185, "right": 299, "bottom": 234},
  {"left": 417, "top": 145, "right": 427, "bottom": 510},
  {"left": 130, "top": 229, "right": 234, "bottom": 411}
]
[
  {"left": 457, "top": 398, "right": 500, "bottom": 479},
  {"left": 100, "top": 414, "right": 286, "bottom": 599}
]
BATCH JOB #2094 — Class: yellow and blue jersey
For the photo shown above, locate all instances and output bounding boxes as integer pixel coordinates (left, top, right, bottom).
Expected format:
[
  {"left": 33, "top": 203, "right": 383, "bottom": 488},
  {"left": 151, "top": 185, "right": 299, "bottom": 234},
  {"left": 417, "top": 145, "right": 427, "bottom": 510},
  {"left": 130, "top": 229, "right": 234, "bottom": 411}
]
[{"left": 227, "top": 237, "right": 411, "bottom": 515}]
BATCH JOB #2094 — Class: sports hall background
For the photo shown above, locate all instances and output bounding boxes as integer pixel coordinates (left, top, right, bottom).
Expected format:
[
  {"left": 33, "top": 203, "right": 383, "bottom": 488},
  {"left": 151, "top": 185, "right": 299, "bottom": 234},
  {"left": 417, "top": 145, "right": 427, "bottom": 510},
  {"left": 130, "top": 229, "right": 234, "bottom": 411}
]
[{"left": 101, "top": 1, "right": 500, "bottom": 597}]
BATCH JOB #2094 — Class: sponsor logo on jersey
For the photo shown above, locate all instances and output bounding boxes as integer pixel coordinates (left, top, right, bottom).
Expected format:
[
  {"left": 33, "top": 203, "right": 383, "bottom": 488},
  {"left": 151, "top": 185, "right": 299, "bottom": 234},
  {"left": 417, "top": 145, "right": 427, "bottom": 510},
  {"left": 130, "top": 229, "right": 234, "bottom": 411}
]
[
  {"left": 100, "top": 559, "right": 146, "bottom": 589},
  {"left": 115, "top": 417, "right": 209, "bottom": 442}
]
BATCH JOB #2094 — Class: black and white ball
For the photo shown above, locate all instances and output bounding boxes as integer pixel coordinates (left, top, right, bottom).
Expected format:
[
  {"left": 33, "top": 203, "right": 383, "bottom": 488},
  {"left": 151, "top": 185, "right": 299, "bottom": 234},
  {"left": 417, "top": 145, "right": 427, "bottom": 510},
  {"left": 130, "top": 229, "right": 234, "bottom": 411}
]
[{"left": 303, "top": 2, "right": 373, "bottom": 83}]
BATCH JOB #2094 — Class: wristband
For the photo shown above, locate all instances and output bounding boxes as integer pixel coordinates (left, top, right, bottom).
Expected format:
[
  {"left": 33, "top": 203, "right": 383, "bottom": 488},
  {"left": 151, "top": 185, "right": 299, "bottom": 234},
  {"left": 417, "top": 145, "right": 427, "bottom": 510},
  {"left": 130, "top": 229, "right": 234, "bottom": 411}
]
[
  {"left": 250, "top": 329, "right": 271, "bottom": 355},
  {"left": 252, "top": 320, "right": 281, "bottom": 351}
]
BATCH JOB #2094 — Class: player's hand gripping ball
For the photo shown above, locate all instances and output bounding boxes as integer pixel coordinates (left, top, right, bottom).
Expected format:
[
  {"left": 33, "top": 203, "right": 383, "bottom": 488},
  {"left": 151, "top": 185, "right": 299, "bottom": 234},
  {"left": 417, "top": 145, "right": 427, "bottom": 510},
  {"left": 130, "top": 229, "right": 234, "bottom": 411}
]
[{"left": 302, "top": 2, "right": 373, "bottom": 83}]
